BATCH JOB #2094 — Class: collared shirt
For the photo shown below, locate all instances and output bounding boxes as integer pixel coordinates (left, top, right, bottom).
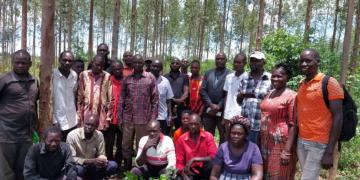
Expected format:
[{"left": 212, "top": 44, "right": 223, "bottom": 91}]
[
  {"left": 52, "top": 68, "right": 78, "bottom": 130},
  {"left": 239, "top": 72, "right": 272, "bottom": 131},
  {"left": 77, "top": 70, "right": 113, "bottom": 130},
  {"left": 123, "top": 65, "right": 133, "bottom": 78},
  {"left": 164, "top": 71, "right": 189, "bottom": 99},
  {"left": 23, "top": 142, "right": 75, "bottom": 179},
  {"left": 156, "top": 76, "right": 174, "bottom": 121},
  {"left": 223, "top": 72, "right": 246, "bottom": 120},
  {"left": 135, "top": 134, "right": 176, "bottom": 169},
  {"left": 119, "top": 71, "right": 159, "bottom": 124},
  {"left": 189, "top": 77, "right": 203, "bottom": 114},
  {"left": 110, "top": 76, "right": 122, "bottom": 125},
  {"left": 297, "top": 73, "right": 344, "bottom": 144},
  {"left": 66, "top": 127, "right": 105, "bottom": 165},
  {"left": 173, "top": 127, "right": 186, "bottom": 144},
  {"left": 0, "top": 71, "right": 39, "bottom": 143},
  {"left": 175, "top": 130, "right": 218, "bottom": 173}
]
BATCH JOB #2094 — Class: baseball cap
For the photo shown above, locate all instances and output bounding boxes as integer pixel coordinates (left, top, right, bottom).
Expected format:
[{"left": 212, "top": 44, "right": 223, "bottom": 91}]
[{"left": 250, "top": 51, "right": 266, "bottom": 61}]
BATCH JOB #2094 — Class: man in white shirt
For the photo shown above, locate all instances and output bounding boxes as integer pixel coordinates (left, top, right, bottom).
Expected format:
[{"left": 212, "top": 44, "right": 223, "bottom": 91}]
[
  {"left": 151, "top": 59, "right": 174, "bottom": 135},
  {"left": 52, "top": 51, "right": 78, "bottom": 141},
  {"left": 131, "top": 120, "right": 176, "bottom": 179},
  {"left": 223, "top": 53, "right": 247, "bottom": 139}
]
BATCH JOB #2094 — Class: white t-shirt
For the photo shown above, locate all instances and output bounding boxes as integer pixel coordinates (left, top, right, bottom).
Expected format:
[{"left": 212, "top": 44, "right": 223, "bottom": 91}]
[
  {"left": 156, "top": 76, "right": 174, "bottom": 121},
  {"left": 223, "top": 72, "right": 247, "bottom": 120}
]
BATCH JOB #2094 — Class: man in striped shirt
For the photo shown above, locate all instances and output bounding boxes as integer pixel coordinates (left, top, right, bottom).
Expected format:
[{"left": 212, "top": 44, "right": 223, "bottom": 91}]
[{"left": 131, "top": 120, "right": 176, "bottom": 179}]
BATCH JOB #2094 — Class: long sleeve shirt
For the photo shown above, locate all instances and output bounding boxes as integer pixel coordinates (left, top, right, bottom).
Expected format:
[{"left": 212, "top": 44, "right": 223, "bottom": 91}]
[
  {"left": 77, "top": 70, "right": 113, "bottom": 130},
  {"left": 23, "top": 142, "right": 76, "bottom": 180},
  {"left": 66, "top": 128, "right": 105, "bottom": 165},
  {"left": 118, "top": 71, "right": 159, "bottom": 124}
]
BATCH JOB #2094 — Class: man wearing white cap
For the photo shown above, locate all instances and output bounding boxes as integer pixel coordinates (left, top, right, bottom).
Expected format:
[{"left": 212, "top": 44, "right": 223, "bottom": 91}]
[{"left": 237, "top": 51, "right": 272, "bottom": 144}]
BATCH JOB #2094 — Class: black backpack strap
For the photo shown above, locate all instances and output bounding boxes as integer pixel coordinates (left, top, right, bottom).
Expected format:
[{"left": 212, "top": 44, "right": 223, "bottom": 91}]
[{"left": 322, "top": 75, "right": 330, "bottom": 109}]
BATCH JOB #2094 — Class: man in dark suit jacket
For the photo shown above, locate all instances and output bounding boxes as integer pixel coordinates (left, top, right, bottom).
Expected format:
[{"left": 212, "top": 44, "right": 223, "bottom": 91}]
[{"left": 200, "top": 52, "right": 231, "bottom": 143}]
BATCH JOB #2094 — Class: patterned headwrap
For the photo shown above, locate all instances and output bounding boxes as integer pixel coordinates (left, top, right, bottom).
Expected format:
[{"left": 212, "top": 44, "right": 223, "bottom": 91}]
[{"left": 230, "top": 115, "right": 251, "bottom": 133}]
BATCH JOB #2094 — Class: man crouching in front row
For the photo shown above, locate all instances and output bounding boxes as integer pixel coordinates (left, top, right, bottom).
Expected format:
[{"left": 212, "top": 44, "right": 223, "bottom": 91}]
[{"left": 66, "top": 114, "right": 118, "bottom": 179}]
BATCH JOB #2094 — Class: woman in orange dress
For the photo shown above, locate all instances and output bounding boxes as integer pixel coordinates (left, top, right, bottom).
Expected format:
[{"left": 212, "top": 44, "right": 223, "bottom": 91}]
[{"left": 260, "top": 63, "right": 297, "bottom": 180}]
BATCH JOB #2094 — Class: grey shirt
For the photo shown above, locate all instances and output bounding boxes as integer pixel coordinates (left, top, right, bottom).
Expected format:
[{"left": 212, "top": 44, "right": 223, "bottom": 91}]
[{"left": 0, "top": 71, "right": 39, "bottom": 143}]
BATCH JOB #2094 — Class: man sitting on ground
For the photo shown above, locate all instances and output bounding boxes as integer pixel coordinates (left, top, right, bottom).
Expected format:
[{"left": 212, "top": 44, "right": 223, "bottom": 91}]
[
  {"left": 24, "top": 126, "right": 77, "bottom": 180},
  {"left": 175, "top": 113, "right": 218, "bottom": 180},
  {"left": 66, "top": 114, "right": 118, "bottom": 179},
  {"left": 173, "top": 110, "right": 191, "bottom": 144},
  {"left": 131, "top": 120, "right": 176, "bottom": 179}
]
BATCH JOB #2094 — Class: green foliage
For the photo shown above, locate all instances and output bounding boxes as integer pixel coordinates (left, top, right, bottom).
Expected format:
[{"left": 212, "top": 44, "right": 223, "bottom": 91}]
[
  {"left": 262, "top": 29, "right": 306, "bottom": 76},
  {"left": 72, "top": 43, "right": 89, "bottom": 62},
  {"left": 338, "top": 127, "right": 360, "bottom": 179}
]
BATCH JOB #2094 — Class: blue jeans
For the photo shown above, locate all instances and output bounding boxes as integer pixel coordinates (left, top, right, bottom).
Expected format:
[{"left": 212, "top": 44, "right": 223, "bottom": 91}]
[
  {"left": 247, "top": 130, "right": 259, "bottom": 144},
  {"left": 297, "top": 138, "right": 327, "bottom": 180},
  {"left": 76, "top": 161, "right": 118, "bottom": 179}
]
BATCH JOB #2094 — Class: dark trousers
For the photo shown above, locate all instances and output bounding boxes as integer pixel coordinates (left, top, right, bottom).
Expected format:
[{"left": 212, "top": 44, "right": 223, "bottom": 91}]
[
  {"left": 102, "top": 124, "right": 123, "bottom": 165},
  {"left": 176, "top": 161, "right": 212, "bottom": 180},
  {"left": 158, "top": 120, "right": 170, "bottom": 136},
  {"left": 203, "top": 113, "right": 225, "bottom": 143},
  {"left": 131, "top": 163, "right": 168, "bottom": 179},
  {"left": 0, "top": 142, "right": 32, "bottom": 180},
  {"left": 61, "top": 126, "right": 77, "bottom": 142},
  {"left": 76, "top": 161, "right": 118, "bottom": 179}
]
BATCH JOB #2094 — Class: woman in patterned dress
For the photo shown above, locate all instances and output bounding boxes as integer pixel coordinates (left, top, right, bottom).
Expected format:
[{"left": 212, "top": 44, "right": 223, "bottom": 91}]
[{"left": 259, "top": 63, "right": 297, "bottom": 180}]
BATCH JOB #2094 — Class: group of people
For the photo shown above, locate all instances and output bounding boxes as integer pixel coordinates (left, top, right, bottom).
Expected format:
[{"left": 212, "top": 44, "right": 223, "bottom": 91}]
[{"left": 0, "top": 43, "right": 344, "bottom": 180}]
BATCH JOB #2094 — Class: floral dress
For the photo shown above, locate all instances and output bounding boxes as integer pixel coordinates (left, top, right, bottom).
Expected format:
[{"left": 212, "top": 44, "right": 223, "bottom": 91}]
[{"left": 260, "top": 89, "right": 297, "bottom": 180}]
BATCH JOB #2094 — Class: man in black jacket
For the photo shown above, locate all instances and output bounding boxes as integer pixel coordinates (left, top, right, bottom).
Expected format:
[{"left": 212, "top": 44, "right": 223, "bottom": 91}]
[{"left": 200, "top": 52, "right": 231, "bottom": 143}]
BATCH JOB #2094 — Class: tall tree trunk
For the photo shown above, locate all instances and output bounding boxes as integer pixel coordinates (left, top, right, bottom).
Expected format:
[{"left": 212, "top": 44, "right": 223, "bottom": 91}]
[
  {"left": 348, "top": 0, "right": 360, "bottom": 91},
  {"left": 102, "top": 0, "right": 106, "bottom": 43},
  {"left": 199, "top": 0, "right": 207, "bottom": 60},
  {"left": 143, "top": 7, "right": 149, "bottom": 58},
  {"left": 88, "top": 0, "right": 94, "bottom": 60},
  {"left": 277, "top": 0, "right": 282, "bottom": 29},
  {"left": 124, "top": 0, "right": 130, "bottom": 50},
  {"left": 269, "top": 0, "right": 275, "bottom": 31},
  {"left": 63, "top": 30, "right": 66, "bottom": 51},
  {"left": 67, "top": 0, "right": 72, "bottom": 50},
  {"left": 330, "top": 0, "right": 340, "bottom": 51},
  {"left": 159, "top": 0, "right": 164, "bottom": 58},
  {"left": 2, "top": 1, "right": 6, "bottom": 54},
  {"left": 130, "top": 0, "right": 137, "bottom": 53},
  {"left": 152, "top": 0, "right": 159, "bottom": 57},
  {"left": 340, "top": 0, "right": 355, "bottom": 84},
  {"left": 32, "top": 6, "right": 36, "bottom": 58},
  {"left": 322, "top": 4, "right": 330, "bottom": 39},
  {"left": 11, "top": 1, "right": 16, "bottom": 53},
  {"left": 58, "top": 13, "right": 62, "bottom": 57},
  {"left": 255, "top": 0, "right": 265, "bottom": 51},
  {"left": 304, "top": 0, "right": 313, "bottom": 43},
  {"left": 240, "top": 0, "right": 247, "bottom": 51},
  {"left": 227, "top": 18, "right": 233, "bottom": 57},
  {"left": 21, "top": 0, "right": 27, "bottom": 49},
  {"left": 39, "top": 0, "right": 55, "bottom": 131},
  {"left": 219, "top": 0, "right": 227, "bottom": 52},
  {"left": 111, "top": 0, "right": 121, "bottom": 59}
]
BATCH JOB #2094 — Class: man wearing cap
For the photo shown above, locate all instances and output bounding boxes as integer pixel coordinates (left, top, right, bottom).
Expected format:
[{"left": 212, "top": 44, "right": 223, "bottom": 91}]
[{"left": 237, "top": 51, "right": 271, "bottom": 144}]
